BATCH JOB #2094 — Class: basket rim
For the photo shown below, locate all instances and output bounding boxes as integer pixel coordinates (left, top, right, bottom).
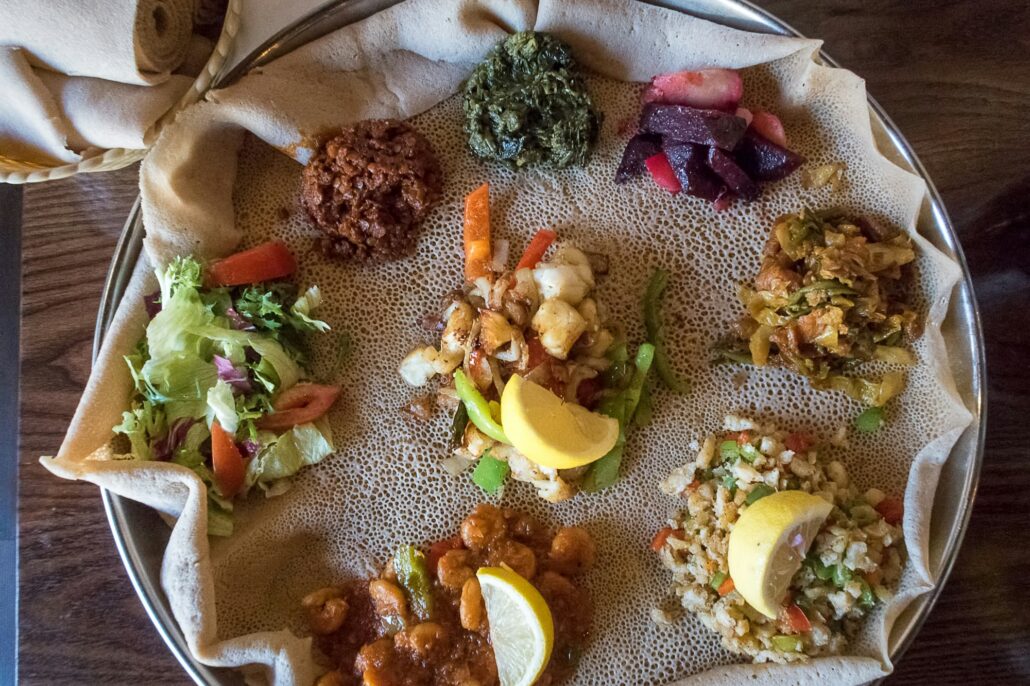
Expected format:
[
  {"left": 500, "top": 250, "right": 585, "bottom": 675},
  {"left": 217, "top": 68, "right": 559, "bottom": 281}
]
[{"left": 0, "top": 0, "right": 242, "bottom": 184}]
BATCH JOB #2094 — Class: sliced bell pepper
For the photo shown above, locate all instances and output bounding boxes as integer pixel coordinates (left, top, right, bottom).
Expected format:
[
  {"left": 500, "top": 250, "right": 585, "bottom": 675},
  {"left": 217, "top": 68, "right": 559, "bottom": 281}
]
[
  {"left": 855, "top": 406, "right": 886, "bottom": 433},
  {"left": 771, "top": 634, "right": 803, "bottom": 652},
  {"left": 745, "top": 483, "right": 776, "bottom": 505},
  {"left": 515, "top": 228, "right": 558, "bottom": 271},
  {"left": 394, "top": 545, "right": 433, "bottom": 621},
  {"left": 472, "top": 452, "right": 510, "bottom": 494},
  {"left": 453, "top": 369, "right": 509, "bottom": 444},
  {"left": 780, "top": 603, "right": 812, "bottom": 633},
  {"left": 643, "top": 268, "right": 690, "bottom": 393},
  {"left": 581, "top": 343, "right": 655, "bottom": 492}
]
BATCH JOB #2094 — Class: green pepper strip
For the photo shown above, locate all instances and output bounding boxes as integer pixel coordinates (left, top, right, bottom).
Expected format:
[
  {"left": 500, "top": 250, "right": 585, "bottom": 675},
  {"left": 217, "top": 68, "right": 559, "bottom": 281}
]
[
  {"left": 633, "top": 385, "right": 653, "bottom": 427},
  {"left": 450, "top": 403, "right": 469, "bottom": 447},
  {"left": 582, "top": 343, "right": 656, "bottom": 492},
  {"left": 643, "top": 268, "right": 690, "bottom": 393},
  {"left": 854, "top": 406, "right": 885, "bottom": 433},
  {"left": 719, "top": 439, "right": 741, "bottom": 462},
  {"left": 393, "top": 545, "right": 433, "bottom": 622},
  {"left": 745, "top": 483, "right": 776, "bottom": 505},
  {"left": 453, "top": 369, "right": 509, "bottom": 444},
  {"left": 771, "top": 635, "right": 803, "bottom": 652},
  {"left": 472, "top": 451, "right": 509, "bottom": 494}
]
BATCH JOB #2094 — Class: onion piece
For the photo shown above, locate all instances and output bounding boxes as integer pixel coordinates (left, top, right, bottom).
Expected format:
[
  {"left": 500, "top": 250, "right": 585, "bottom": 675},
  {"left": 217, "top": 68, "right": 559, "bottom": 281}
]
[
  {"left": 441, "top": 453, "right": 475, "bottom": 476},
  {"left": 491, "top": 239, "right": 510, "bottom": 273}
]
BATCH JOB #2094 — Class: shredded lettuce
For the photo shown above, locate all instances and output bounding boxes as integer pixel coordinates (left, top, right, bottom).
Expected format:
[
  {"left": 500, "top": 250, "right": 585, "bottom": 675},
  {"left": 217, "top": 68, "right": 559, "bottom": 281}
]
[
  {"left": 291, "top": 286, "right": 331, "bottom": 333},
  {"left": 244, "top": 420, "right": 334, "bottom": 489},
  {"left": 207, "top": 498, "right": 235, "bottom": 537},
  {"left": 205, "top": 380, "right": 239, "bottom": 434},
  {"left": 113, "top": 400, "right": 166, "bottom": 462}
]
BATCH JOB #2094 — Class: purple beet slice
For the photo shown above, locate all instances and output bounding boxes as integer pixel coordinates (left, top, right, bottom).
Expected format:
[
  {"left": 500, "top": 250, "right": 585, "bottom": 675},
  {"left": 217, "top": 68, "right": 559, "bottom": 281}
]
[
  {"left": 615, "top": 133, "right": 662, "bottom": 183},
  {"left": 707, "top": 147, "right": 760, "bottom": 201},
  {"left": 734, "top": 129, "right": 806, "bottom": 181},
  {"left": 663, "top": 142, "right": 726, "bottom": 202},
  {"left": 641, "top": 104, "right": 748, "bottom": 150}
]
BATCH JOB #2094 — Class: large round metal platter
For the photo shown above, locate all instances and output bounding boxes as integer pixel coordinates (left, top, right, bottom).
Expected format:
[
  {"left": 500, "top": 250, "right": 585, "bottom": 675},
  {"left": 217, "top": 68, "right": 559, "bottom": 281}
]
[{"left": 93, "top": 1, "right": 986, "bottom": 683}]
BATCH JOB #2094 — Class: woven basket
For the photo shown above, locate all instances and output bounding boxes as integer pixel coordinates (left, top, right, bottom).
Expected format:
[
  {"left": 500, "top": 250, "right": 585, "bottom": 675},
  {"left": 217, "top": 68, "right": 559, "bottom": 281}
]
[{"left": 0, "top": 0, "right": 241, "bottom": 184}]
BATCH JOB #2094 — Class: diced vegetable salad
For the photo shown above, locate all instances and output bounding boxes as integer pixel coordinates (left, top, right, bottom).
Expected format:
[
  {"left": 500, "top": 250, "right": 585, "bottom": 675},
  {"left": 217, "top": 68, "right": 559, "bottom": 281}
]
[
  {"left": 114, "top": 243, "right": 340, "bottom": 535},
  {"left": 655, "top": 416, "right": 904, "bottom": 662}
]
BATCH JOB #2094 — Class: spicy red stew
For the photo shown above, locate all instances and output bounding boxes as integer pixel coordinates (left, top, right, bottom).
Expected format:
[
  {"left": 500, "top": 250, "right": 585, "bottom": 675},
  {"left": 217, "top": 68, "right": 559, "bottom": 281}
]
[{"left": 303, "top": 504, "right": 594, "bottom": 686}]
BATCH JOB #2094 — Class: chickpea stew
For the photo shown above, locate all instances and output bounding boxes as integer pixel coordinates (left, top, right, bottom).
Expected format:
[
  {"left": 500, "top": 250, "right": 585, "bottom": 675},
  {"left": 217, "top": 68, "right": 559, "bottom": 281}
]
[{"left": 304, "top": 505, "right": 595, "bottom": 686}]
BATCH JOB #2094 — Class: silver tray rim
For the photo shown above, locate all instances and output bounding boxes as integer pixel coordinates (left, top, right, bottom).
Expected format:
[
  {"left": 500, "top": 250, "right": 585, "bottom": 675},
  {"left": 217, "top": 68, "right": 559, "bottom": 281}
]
[{"left": 92, "top": 1, "right": 987, "bottom": 683}]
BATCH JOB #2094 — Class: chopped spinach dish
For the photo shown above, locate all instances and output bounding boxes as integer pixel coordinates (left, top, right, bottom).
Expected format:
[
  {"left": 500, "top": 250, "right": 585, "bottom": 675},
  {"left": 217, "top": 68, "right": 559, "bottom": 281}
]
[{"left": 463, "top": 31, "right": 601, "bottom": 169}]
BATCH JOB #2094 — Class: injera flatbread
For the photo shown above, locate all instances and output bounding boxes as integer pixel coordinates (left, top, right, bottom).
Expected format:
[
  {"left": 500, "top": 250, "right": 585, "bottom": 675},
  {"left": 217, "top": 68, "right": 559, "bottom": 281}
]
[{"left": 42, "top": 1, "right": 974, "bottom": 684}]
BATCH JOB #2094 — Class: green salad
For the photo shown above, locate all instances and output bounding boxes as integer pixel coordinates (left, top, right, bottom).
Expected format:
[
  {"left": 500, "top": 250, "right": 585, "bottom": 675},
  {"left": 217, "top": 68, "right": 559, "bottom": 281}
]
[{"left": 115, "top": 241, "right": 340, "bottom": 535}]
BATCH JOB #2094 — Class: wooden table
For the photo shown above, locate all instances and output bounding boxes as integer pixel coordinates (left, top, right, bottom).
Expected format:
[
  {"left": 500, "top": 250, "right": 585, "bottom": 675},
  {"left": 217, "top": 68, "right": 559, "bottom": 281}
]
[{"left": 15, "top": 1, "right": 1030, "bottom": 683}]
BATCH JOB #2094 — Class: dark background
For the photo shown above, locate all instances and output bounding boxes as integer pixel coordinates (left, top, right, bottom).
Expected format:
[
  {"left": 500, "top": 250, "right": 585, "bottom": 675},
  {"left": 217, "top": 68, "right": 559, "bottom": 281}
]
[{"left": 10, "top": 0, "right": 1030, "bottom": 683}]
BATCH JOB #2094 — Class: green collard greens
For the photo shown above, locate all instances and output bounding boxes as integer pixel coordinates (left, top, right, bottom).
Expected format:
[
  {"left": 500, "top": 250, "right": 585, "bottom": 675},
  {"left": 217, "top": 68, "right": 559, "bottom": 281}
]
[{"left": 462, "top": 31, "right": 601, "bottom": 169}]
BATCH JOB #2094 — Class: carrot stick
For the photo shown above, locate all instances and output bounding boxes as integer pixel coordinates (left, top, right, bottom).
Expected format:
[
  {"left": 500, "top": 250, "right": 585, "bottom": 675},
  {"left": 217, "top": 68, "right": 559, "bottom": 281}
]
[
  {"left": 464, "top": 183, "right": 492, "bottom": 281},
  {"left": 515, "top": 228, "right": 558, "bottom": 271}
]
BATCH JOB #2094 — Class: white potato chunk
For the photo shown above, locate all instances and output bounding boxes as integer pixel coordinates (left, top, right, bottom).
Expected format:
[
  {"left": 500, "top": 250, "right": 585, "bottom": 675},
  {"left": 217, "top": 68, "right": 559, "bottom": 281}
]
[
  {"left": 532, "top": 246, "right": 594, "bottom": 306},
  {"left": 399, "top": 346, "right": 440, "bottom": 387},
  {"left": 531, "top": 298, "right": 587, "bottom": 360}
]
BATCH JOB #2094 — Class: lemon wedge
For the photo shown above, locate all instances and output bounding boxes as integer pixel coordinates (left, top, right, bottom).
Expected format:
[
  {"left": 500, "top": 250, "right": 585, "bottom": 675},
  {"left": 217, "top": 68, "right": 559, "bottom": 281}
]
[
  {"left": 500, "top": 374, "right": 618, "bottom": 469},
  {"left": 477, "top": 566, "right": 554, "bottom": 686},
  {"left": 727, "top": 490, "right": 833, "bottom": 618}
]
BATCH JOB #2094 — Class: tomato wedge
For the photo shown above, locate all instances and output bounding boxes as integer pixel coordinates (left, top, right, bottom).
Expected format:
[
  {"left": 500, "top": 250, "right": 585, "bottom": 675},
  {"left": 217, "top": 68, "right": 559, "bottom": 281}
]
[
  {"left": 210, "top": 420, "right": 246, "bottom": 499},
  {"left": 780, "top": 603, "right": 812, "bottom": 633},
  {"left": 256, "top": 383, "right": 341, "bottom": 431},
  {"left": 515, "top": 229, "right": 558, "bottom": 271},
  {"left": 206, "top": 241, "right": 297, "bottom": 287},
  {"left": 427, "top": 535, "right": 464, "bottom": 575},
  {"left": 875, "top": 496, "right": 904, "bottom": 525},
  {"left": 784, "top": 432, "right": 814, "bottom": 453}
]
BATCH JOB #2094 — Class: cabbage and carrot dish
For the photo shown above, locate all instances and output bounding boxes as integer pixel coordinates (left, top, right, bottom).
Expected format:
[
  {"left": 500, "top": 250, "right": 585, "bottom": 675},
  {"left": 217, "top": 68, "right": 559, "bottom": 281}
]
[
  {"left": 114, "top": 241, "right": 341, "bottom": 535},
  {"left": 719, "top": 209, "right": 921, "bottom": 407}
]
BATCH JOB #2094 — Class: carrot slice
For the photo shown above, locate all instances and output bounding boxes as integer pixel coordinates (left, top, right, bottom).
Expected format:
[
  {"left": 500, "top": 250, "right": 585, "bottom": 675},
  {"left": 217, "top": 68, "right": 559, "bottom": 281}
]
[
  {"left": 651, "top": 526, "right": 681, "bottom": 551},
  {"left": 210, "top": 420, "right": 246, "bottom": 499},
  {"left": 515, "top": 229, "right": 558, "bottom": 271},
  {"left": 464, "top": 183, "right": 492, "bottom": 281},
  {"left": 717, "top": 576, "right": 736, "bottom": 596}
]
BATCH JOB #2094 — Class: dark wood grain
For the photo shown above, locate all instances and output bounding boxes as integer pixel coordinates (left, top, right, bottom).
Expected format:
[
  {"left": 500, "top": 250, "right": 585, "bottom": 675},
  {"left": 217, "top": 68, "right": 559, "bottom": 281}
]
[{"left": 17, "top": 1, "right": 1030, "bottom": 683}]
